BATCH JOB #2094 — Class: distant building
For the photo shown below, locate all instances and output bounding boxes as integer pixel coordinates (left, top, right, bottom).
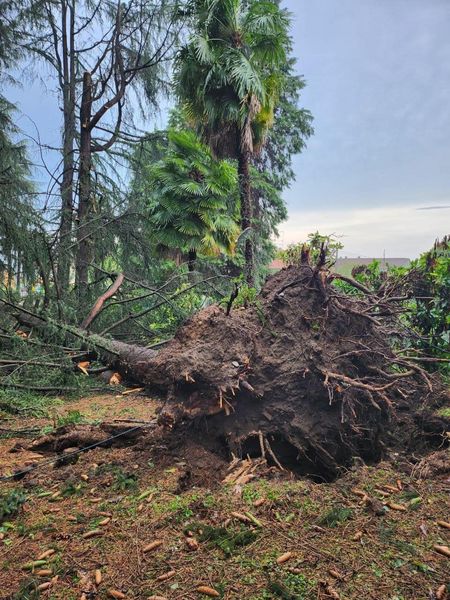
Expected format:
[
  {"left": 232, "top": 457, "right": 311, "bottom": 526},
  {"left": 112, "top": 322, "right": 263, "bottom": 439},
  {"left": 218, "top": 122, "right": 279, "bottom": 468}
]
[
  {"left": 334, "top": 257, "right": 410, "bottom": 275},
  {"left": 268, "top": 257, "right": 410, "bottom": 274}
]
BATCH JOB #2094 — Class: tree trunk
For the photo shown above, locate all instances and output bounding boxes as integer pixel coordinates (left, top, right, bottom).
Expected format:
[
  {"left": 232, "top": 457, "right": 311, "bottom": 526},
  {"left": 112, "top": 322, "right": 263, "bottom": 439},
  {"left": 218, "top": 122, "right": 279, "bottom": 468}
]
[
  {"left": 75, "top": 71, "right": 93, "bottom": 305},
  {"left": 237, "top": 148, "right": 254, "bottom": 286},
  {"left": 56, "top": 0, "right": 76, "bottom": 292},
  {"left": 187, "top": 249, "right": 197, "bottom": 272}
]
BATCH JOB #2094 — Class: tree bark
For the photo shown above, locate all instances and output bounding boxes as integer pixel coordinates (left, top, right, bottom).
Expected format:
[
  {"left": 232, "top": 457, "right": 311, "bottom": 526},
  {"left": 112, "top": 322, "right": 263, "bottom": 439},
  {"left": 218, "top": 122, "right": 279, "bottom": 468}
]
[
  {"left": 75, "top": 71, "right": 93, "bottom": 305},
  {"left": 56, "top": 0, "right": 76, "bottom": 292},
  {"left": 187, "top": 249, "right": 197, "bottom": 272},
  {"left": 237, "top": 148, "right": 254, "bottom": 286}
]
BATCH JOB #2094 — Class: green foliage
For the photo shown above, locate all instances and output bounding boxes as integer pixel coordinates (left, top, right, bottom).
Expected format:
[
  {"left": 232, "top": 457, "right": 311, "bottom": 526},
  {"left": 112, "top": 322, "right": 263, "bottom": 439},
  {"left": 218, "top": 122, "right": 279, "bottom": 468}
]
[
  {"left": 0, "top": 488, "right": 27, "bottom": 523},
  {"left": 188, "top": 522, "right": 259, "bottom": 557},
  {"left": 145, "top": 129, "right": 240, "bottom": 260},
  {"left": 280, "top": 232, "right": 343, "bottom": 267},
  {"left": 0, "top": 389, "right": 63, "bottom": 417},
  {"left": 407, "top": 236, "right": 450, "bottom": 361},
  {"left": 318, "top": 505, "right": 353, "bottom": 528},
  {"left": 175, "top": 0, "right": 291, "bottom": 157},
  {"left": 268, "top": 571, "right": 315, "bottom": 600},
  {"left": 55, "top": 410, "right": 85, "bottom": 428}
]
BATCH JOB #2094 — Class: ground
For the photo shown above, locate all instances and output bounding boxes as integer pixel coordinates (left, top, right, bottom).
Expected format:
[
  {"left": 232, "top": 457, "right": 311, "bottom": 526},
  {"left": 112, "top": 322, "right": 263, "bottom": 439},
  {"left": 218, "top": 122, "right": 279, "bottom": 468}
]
[{"left": 0, "top": 392, "right": 449, "bottom": 600}]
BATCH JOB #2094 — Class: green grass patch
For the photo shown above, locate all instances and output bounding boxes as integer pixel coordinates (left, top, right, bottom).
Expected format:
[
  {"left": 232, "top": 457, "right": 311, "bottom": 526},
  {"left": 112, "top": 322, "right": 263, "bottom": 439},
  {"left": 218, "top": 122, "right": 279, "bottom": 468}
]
[
  {"left": 0, "top": 389, "right": 63, "bottom": 417},
  {"left": 0, "top": 488, "right": 27, "bottom": 523},
  {"left": 187, "top": 522, "right": 259, "bottom": 557},
  {"left": 318, "top": 505, "right": 353, "bottom": 528}
]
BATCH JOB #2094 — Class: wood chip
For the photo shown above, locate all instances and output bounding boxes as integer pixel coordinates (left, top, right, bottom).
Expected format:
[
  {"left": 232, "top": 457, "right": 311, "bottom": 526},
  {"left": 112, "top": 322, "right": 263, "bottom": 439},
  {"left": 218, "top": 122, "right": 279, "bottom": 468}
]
[
  {"left": 434, "top": 545, "right": 450, "bottom": 558},
  {"left": 156, "top": 570, "right": 176, "bottom": 582},
  {"left": 276, "top": 552, "right": 294, "bottom": 564},
  {"left": 80, "top": 474, "right": 89, "bottom": 481},
  {"left": 383, "top": 484, "right": 399, "bottom": 493},
  {"left": 386, "top": 502, "right": 407, "bottom": 511},
  {"left": 95, "top": 569, "right": 102, "bottom": 585},
  {"left": 374, "top": 488, "right": 390, "bottom": 497},
  {"left": 35, "top": 569, "right": 53, "bottom": 576},
  {"left": 143, "top": 540, "right": 163, "bottom": 553},
  {"left": 328, "top": 569, "right": 343, "bottom": 580},
  {"left": 351, "top": 488, "right": 367, "bottom": 497},
  {"left": 98, "top": 517, "right": 111, "bottom": 526},
  {"left": 196, "top": 586, "right": 220, "bottom": 597},
  {"left": 185, "top": 537, "right": 199, "bottom": 551},
  {"left": 122, "top": 387, "right": 145, "bottom": 395},
  {"left": 437, "top": 520, "right": 450, "bottom": 530},
  {"left": 324, "top": 583, "right": 340, "bottom": 599},
  {"left": 253, "top": 498, "right": 265, "bottom": 507},
  {"left": 230, "top": 511, "right": 251, "bottom": 523},
  {"left": 37, "top": 549, "right": 55, "bottom": 560},
  {"left": 396, "top": 479, "right": 403, "bottom": 491},
  {"left": 82, "top": 529, "right": 103, "bottom": 539},
  {"left": 37, "top": 582, "right": 52, "bottom": 591},
  {"left": 148, "top": 596, "right": 168, "bottom": 600},
  {"left": 352, "top": 531, "right": 363, "bottom": 541},
  {"left": 436, "top": 584, "right": 447, "bottom": 600},
  {"left": 108, "top": 590, "right": 126, "bottom": 599}
]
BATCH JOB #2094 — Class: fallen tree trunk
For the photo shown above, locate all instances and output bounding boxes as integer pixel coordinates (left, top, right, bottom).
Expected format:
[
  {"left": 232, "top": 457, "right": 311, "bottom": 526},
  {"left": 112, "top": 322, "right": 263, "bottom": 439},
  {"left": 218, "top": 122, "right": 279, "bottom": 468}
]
[{"left": 3, "top": 262, "right": 448, "bottom": 480}]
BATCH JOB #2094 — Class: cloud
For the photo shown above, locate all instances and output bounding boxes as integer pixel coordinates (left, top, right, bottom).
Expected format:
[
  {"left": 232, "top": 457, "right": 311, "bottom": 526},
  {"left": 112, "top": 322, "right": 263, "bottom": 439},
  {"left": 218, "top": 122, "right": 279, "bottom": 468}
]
[
  {"left": 277, "top": 203, "right": 449, "bottom": 258},
  {"left": 416, "top": 205, "right": 450, "bottom": 210}
]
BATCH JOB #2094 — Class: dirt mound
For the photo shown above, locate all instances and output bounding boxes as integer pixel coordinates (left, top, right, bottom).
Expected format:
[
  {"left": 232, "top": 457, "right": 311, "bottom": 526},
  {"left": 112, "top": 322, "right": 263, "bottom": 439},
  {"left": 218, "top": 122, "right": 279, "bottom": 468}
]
[{"left": 138, "top": 263, "right": 448, "bottom": 481}]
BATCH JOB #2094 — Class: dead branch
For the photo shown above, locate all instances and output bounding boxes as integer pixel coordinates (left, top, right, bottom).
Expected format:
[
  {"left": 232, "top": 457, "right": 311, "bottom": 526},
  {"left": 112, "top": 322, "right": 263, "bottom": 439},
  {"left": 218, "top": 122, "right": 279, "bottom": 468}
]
[{"left": 80, "top": 272, "right": 125, "bottom": 329}]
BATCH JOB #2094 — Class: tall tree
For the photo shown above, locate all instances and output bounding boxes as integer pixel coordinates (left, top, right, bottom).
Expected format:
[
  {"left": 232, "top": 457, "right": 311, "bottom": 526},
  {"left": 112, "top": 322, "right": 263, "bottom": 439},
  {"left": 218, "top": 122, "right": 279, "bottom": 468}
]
[
  {"left": 20, "top": 0, "right": 181, "bottom": 301},
  {"left": 143, "top": 129, "right": 239, "bottom": 270},
  {"left": 174, "top": 0, "right": 291, "bottom": 284}
]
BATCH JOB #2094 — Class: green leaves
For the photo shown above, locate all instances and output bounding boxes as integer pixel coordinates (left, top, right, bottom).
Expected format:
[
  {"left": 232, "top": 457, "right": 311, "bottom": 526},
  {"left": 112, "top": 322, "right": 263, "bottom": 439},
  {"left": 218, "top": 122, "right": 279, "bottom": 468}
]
[
  {"left": 174, "top": 0, "right": 291, "bottom": 159},
  {"left": 144, "top": 129, "right": 239, "bottom": 258}
]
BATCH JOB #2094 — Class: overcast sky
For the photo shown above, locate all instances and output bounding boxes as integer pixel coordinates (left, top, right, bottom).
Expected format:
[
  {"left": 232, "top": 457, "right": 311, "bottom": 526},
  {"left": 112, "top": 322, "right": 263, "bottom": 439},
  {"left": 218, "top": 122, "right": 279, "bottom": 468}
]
[
  {"left": 280, "top": 0, "right": 450, "bottom": 257},
  {"left": 10, "top": 0, "right": 450, "bottom": 258}
]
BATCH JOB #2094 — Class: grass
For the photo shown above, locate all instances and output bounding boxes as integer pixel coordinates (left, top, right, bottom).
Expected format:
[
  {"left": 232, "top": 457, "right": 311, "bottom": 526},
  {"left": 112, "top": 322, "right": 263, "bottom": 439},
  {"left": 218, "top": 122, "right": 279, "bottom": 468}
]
[
  {"left": 0, "top": 389, "right": 63, "bottom": 417},
  {"left": 0, "top": 489, "right": 27, "bottom": 523},
  {"left": 318, "top": 505, "right": 353, "bottom": 527}
]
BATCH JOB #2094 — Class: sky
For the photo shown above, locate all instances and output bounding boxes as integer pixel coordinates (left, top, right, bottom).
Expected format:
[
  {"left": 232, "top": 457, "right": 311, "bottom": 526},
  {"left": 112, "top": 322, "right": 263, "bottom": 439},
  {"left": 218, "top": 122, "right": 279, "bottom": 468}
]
[
  {"left": 280, "top": 0, "right": 450, "bottom": 257},
  {"left": 9, "top": 0, "right": 450, "bottom": 259}
]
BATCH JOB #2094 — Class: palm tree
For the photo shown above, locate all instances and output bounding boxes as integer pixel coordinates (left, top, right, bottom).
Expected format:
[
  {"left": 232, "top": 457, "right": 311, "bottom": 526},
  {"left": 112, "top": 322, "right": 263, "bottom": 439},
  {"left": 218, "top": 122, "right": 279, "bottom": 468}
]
[
  {"left": 174, "top": 0, "right": 290, "bottom": 284},
  {"left": 145, "top": 129, "right": 240, "bottom": 270}
]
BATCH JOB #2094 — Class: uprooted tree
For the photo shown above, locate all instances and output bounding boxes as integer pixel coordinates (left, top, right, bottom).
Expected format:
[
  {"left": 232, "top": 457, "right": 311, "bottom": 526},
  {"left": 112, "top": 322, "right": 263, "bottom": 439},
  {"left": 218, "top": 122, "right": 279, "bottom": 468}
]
[{"left": 3, "top": 252, "right": 448, "bottom": 481}]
